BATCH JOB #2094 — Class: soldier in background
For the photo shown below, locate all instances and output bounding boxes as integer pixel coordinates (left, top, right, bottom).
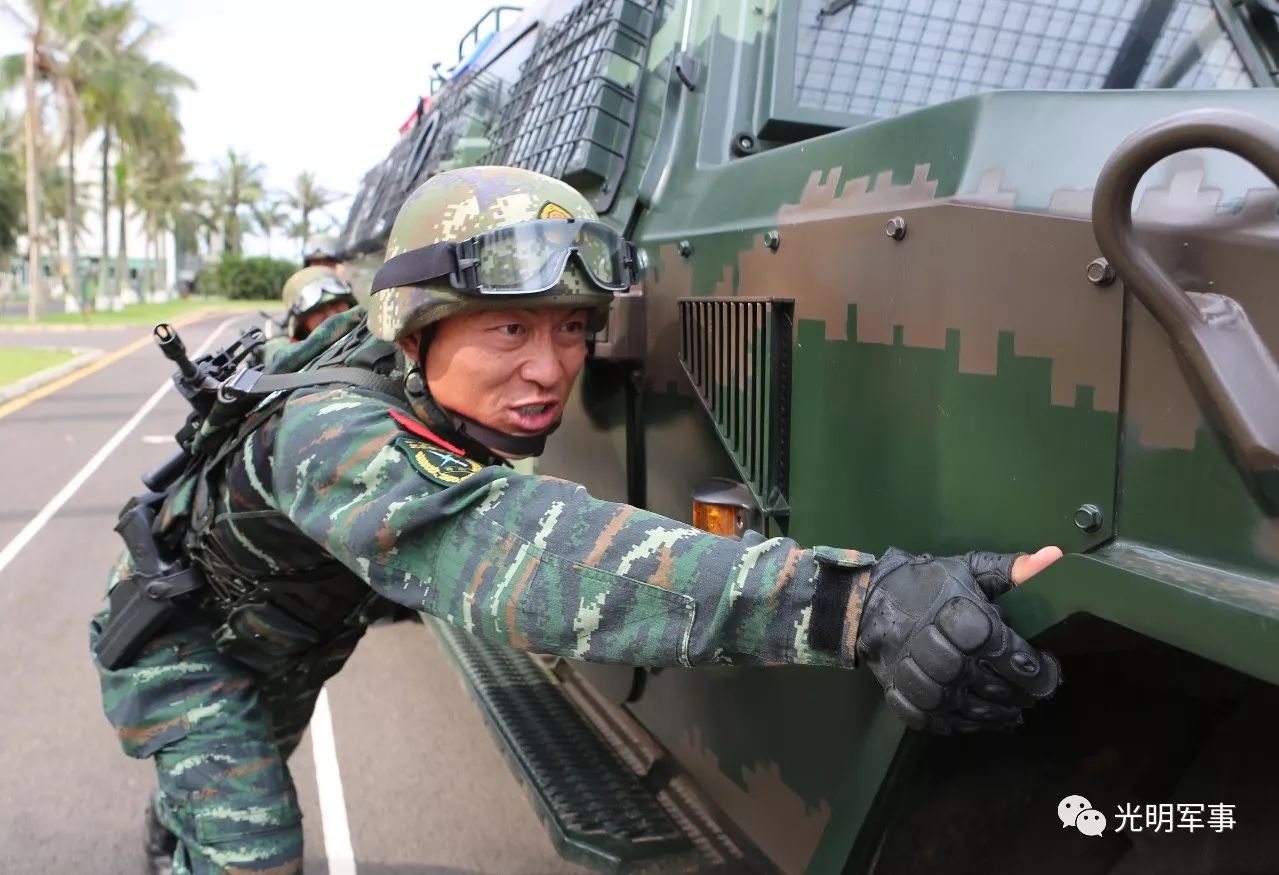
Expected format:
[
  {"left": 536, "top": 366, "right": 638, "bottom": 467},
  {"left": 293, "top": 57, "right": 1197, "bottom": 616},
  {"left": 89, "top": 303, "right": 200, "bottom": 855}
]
[
  {"left": 301, "top": 234, "right": 342, "bottom": 271},
  {"left": 260, "top": 265, "right": 359, "bottom": 366},
  {"left": 91, "top": 166, "right": 1063, "bottom": 874}
]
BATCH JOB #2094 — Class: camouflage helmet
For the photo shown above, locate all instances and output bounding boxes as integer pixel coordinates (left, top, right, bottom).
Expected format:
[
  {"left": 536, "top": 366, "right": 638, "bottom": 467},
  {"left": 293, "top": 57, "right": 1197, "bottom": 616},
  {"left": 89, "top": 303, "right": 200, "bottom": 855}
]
[
  {"left": 281, "top": 265, "right": 357, "bottom": 337},
  {"left": 302, "top": 235, "right": 340, "bottom": 266},
  {"left": 368, "top": 165, "right": 616, "bottom": 342}
]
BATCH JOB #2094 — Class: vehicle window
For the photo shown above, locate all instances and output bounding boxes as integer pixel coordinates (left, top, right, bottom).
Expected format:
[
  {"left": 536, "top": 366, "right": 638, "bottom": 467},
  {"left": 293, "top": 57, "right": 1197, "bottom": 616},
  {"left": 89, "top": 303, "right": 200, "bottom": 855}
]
[{"left": 793, "top": 0, "right": 1257, "bottom": 120}]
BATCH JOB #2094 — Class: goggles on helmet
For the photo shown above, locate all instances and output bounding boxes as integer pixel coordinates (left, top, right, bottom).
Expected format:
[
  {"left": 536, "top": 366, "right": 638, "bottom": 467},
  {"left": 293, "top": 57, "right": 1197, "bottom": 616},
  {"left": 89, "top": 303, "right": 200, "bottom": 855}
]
[
  {"left": 292, "top": 276, "right": 354, "bottom": 315},
  {"left": 370, "top": 218, "right": 639, "bottom": 297}
]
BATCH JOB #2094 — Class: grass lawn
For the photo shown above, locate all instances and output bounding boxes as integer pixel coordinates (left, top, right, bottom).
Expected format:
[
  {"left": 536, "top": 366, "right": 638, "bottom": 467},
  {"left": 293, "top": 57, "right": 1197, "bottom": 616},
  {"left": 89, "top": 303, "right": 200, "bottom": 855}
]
[
  {"left": 0, "top": 297, "right": 280, "bottom": 328},
  {"left": 0, "top": 347, "right": 78, "bottom": 388}
]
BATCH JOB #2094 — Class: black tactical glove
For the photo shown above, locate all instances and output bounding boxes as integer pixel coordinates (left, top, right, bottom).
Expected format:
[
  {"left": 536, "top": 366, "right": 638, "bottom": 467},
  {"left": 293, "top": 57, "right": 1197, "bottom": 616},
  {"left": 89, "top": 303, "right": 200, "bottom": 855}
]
[{"left": 855, "top": 548, "right": 1061, "bottom": 734}]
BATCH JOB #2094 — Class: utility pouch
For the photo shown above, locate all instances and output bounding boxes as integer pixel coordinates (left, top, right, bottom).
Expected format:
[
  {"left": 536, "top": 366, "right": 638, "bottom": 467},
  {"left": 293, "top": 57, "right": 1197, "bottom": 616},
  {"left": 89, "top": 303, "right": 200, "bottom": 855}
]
[{"left": 94, "top": 498, "right": 206, "bottom": 670}]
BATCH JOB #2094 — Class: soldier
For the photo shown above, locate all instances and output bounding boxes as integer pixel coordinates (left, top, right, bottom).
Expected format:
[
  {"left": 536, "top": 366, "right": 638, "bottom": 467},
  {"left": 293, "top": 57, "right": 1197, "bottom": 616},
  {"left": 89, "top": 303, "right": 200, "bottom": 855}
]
[
  {"left": 300, "top": 234, "right": 342, "bottom": 270},
  {"left": 261, "top": 265, "right": 360, "bottom": 366},
  {"left": 91, "top": 166, "right": 1063, "bottom": 874}
]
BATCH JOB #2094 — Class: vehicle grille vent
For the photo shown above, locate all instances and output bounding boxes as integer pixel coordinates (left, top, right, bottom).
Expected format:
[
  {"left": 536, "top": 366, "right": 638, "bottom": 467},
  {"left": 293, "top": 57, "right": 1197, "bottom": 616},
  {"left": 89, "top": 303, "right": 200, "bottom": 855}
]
[
  {"left": 481, "top": 0, "right": 658, "bottom": 212},
  {"left": 678, "top": 298, "right": 793, "bottom": 516}
]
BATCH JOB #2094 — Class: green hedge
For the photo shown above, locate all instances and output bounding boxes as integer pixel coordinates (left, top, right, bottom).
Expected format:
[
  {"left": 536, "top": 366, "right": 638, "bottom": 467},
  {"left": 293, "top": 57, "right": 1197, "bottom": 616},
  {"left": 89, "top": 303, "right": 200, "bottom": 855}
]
[{"left": 195, "top": 255, "right": 296, "bottom": 300}]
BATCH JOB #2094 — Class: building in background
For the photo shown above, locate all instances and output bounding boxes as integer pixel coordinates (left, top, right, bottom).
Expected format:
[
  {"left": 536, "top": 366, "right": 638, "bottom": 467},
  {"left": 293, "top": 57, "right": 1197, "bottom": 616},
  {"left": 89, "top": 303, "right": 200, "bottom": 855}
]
[{"left": 2, "top": 138, "right": 184, "bottom": 312}]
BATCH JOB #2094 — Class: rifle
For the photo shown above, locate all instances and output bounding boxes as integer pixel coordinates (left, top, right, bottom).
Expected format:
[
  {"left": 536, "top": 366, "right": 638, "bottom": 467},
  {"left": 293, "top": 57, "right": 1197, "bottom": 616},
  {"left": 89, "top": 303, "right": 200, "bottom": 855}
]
[
  {"left": 95, "top": 322, "right": 264, "bottom": 670},
  {"left": 142, "top": 322, "right": 265, "bottom": 492}
]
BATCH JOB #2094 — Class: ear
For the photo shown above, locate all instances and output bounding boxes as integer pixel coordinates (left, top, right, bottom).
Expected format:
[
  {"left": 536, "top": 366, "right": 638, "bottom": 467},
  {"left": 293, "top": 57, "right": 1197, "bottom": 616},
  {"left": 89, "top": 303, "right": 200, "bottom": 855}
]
[{"left": 397, "top": 333, "right": 421, "bottom": 364}]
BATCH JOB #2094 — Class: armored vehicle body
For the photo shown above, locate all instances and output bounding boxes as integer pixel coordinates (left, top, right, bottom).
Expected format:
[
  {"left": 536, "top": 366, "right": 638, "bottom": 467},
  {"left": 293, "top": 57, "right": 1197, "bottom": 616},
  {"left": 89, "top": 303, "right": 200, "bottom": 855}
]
[{"left": 340, "top": 2, "right": 1279, "bottom": 871}]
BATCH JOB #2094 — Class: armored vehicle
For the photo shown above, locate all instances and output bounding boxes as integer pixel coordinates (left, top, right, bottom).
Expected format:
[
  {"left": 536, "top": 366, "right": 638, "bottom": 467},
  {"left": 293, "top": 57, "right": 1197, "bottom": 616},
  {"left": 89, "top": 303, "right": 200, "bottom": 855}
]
[{"left": 339, "top": 1, "right": 1279, "bottom": 872}]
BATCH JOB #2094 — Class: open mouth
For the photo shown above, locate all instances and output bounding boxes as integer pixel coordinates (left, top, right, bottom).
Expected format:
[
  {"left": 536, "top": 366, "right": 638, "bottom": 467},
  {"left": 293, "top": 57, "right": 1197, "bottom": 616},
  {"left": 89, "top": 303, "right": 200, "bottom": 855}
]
[{"left": 508, "top": 401, "right": 561, "bottom": 432}]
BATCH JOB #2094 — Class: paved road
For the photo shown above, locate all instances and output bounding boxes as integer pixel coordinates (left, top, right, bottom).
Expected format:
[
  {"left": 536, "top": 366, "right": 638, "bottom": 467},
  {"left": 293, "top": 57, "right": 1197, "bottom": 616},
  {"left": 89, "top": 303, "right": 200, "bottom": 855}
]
[{"left": 0, "top": 313, "right": 585, "bottom": 874}]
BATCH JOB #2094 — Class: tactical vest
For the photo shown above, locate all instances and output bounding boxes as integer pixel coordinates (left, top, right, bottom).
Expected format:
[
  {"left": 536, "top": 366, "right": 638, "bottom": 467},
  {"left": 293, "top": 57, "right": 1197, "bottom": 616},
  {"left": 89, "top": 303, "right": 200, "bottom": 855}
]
[{"left": 168, "top": 315, "right": 409, "bottom": 676}]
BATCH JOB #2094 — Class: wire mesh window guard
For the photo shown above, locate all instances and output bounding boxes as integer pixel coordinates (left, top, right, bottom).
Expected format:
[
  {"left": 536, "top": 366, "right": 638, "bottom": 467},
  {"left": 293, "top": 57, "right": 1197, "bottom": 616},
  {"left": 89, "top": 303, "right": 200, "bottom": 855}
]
[
  {"left": 794, "top": 0, "right": 1257, "bottom": 119},
  {"left": 481, "top": 0, "right": 658, "bottom": 212}
]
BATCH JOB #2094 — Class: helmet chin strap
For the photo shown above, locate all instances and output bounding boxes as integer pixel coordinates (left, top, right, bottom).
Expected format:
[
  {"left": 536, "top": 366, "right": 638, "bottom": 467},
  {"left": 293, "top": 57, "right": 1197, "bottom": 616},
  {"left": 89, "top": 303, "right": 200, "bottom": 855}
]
[{"left": 444, "top": 410, "right": 559, "bottom": 459}]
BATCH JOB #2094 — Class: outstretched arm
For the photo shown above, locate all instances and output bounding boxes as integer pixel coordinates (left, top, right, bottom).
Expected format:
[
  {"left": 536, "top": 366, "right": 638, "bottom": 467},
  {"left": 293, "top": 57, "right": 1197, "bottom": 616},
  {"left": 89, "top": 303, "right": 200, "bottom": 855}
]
[
  {"left": 269, "top": 387, "right": 873, "bottom": 669},
  {"left": 269, "top": 387, "right": 1064, "bottom": 732}
]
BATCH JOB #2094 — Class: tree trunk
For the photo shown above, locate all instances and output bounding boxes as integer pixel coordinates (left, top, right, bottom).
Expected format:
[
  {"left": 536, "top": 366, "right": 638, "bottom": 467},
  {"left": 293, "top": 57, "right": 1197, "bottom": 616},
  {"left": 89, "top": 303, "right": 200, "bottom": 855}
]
[
  {"left": 148, "top": 217, "right": 157, "bottom": 296},
  {"left": 24, "top": 41, "right": 44, "bottom": 321},
  {"left": 116, "top": 182, "right": 127, "bottom": 304},
  {"left": 226, "top": 199, "right": 238, "bottom": 255},
  {"left": 150, "top": 217, "right": 161, "bottom": 296},
  {"left": 115, "top": 163, "right": 127, "bottom": 304},
  {"left": 99, "top": 127, "right": 110, "bottom": 306},
  {"left": 66, "top": 106, "right": 80, "bottom": 310}
]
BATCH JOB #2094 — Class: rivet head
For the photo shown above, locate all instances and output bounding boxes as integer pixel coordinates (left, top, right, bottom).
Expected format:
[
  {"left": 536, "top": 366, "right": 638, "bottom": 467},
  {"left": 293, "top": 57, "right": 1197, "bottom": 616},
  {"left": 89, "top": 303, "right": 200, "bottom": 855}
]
[
  {"left": 1073, "top": 503, "right": 1104, "bottom": 533},
  {"left": 677, "top": 239, "right": 694, "bottom": 257},
  {"left": 1086, "top": 257, "right": 1116, "bottom": 286},
  {"left": 885, "top": 216, "right": 907, "bottom": 240},
  {"left": 763, "top": 230, "right": 780, "bottom": 251}
]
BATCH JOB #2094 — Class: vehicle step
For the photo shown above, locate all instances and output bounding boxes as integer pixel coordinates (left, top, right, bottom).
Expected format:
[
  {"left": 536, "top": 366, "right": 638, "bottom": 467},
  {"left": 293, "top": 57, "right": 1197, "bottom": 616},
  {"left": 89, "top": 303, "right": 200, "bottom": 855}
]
[{"left": 431, "top": 620, "right": 701, "bottom": 874}]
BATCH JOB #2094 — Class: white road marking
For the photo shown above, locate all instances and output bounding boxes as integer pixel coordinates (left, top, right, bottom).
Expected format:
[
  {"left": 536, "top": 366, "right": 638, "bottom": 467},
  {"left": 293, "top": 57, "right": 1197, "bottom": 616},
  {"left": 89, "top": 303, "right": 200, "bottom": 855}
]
[
  {"left": 0, "top": 317, "right": 237, "bottom": 578},
  {"left": 140, "top": 434, "right": 172, "bottom": 444},
  {"left": 312, "top": 688, "right": 357, "bottom": 875}
]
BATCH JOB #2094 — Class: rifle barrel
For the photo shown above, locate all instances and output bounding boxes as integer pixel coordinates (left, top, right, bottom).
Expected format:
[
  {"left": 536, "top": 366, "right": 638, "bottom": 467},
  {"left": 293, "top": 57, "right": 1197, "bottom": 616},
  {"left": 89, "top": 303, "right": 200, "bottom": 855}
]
[{"left": 154, "top": 323, "right": 198, "bottom": 380}]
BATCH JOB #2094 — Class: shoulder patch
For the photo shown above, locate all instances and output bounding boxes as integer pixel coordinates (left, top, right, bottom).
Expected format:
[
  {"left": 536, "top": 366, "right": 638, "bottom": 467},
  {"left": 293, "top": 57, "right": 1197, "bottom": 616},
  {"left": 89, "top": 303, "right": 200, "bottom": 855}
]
[
  {"left": 538, "top": 201, "right": 573, "bottom": 220},
  {"left": 394, "top": 435, "right": 484, "bottom": 486}
]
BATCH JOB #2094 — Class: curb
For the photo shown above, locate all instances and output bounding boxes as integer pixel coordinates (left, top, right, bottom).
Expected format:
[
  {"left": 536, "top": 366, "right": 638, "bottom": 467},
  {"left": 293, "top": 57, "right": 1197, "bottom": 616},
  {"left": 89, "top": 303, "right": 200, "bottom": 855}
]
[{"left": 0, "top": 347, "right": 105, "bottom": 405}]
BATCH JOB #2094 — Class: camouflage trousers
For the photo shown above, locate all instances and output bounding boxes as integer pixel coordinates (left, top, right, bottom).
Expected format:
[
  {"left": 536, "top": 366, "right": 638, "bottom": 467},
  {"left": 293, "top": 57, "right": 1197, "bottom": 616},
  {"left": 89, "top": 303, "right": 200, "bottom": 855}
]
[{"left": 90, "top": 606, "right": 363, "bottom": 874}]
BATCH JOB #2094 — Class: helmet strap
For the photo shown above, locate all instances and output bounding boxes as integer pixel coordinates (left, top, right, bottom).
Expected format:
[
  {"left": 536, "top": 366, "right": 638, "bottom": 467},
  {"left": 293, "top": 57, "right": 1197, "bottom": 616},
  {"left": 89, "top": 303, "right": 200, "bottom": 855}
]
[{"left": 445, "top": 410, "right": 555, "bottom": 458}]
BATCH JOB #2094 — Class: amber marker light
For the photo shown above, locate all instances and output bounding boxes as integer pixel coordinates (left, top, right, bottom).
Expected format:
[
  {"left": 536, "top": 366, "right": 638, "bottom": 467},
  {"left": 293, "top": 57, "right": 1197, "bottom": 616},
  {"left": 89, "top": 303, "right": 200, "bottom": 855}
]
[
  {"left": 692, "top": 500, "right": 742, "bottom": 537},
  {"left": 690, "top": 478, "right": 760, "bottom": 539}
]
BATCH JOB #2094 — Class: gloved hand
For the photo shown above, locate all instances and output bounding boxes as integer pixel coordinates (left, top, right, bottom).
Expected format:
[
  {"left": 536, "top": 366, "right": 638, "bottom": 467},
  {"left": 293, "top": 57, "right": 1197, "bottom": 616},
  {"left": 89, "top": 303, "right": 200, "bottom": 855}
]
[{"left": 855, "top": 547, "right": 1062, "bottom": 734}]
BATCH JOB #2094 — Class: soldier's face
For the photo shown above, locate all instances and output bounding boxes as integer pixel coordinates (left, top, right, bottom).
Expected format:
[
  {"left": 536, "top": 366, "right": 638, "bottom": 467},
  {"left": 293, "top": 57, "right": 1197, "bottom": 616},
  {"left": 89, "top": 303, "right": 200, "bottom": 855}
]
[
  {"left": 413, "top": 307, "right": 591, "bottom": 438},
  {"left": 297, "top": 300, "right": 351, "bottom": 338}
]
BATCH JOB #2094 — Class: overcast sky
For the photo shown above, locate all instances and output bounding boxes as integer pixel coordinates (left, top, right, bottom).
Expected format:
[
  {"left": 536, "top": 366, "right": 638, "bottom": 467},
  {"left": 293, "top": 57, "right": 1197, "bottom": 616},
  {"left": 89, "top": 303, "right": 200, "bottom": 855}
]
[{"left": 1, "top": 0, "right": 497, "bottom": 256}]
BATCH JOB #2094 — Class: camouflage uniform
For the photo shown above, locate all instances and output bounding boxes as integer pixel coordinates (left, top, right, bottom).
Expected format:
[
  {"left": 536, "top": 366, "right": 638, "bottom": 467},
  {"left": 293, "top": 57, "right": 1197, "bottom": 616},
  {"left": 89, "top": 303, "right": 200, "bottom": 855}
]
[{"left": 91, "top": 166, "right": 1057, "bottom": 873}]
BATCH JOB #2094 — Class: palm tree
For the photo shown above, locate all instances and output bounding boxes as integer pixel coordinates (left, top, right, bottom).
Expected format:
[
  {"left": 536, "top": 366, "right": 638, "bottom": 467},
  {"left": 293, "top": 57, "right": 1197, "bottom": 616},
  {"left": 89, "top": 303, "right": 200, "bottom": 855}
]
[
  {"left": 79, "top": 2, "right": 190, "bottom": 302},
  {"left": 284, "top": 170, "right": 341, "bottom": 255},
  {"left": 252, "top": 196, "right": 288, "bottom": 258},
  {"left": 1, "top": 1, "right": 55, "bottom": 318},
  {"left": 43, "top": 0, "right": 113, "bottom": 309},
  {"left": 2, "top": 1, "right": 151, "bottom": 311},
  {"left": 132, "top": 153, "right": 196, "bottom": 295},
  {"left": 0, "top": 110, "right": 25, "bottom": 263},
  {"left": 39, "top": 160, "right": 93, "bottom": 284},
  {"left": 212, "top": 148, "right": 265, "bottom": 255}
]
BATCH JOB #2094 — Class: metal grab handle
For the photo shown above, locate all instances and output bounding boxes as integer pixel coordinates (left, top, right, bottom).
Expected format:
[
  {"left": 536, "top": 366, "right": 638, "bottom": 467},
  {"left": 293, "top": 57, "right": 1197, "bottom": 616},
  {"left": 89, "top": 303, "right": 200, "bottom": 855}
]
[{"left": 1092, "top": 108, "right": 1279, "bottom": 474}]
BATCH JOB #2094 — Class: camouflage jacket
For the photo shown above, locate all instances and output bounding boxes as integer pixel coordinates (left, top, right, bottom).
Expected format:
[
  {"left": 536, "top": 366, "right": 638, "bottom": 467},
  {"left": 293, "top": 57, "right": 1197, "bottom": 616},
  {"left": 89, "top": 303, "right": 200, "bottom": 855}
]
[{"left": 161, "top": 308, "right": 875, "bottom": 674}]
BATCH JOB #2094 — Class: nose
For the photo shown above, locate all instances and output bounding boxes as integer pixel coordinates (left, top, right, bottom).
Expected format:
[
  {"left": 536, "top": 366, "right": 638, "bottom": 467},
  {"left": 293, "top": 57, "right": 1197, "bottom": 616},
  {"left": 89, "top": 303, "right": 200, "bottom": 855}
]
[{"left": 518, "top": 333, "right": 562, "bottom": 388}]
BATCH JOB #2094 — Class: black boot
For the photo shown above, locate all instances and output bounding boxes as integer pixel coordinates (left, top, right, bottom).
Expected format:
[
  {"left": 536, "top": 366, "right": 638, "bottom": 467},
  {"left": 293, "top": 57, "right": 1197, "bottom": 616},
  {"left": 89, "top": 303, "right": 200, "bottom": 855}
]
[{"left": 144, "top": 798, "right": 177, "bottom": 875}]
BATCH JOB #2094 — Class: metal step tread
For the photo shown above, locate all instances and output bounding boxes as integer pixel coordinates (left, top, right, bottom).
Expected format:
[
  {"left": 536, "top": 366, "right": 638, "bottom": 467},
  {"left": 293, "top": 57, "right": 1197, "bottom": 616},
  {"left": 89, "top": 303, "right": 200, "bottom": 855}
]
[{"left": 431, "top": 620, "right": 699, "bottom": 874}]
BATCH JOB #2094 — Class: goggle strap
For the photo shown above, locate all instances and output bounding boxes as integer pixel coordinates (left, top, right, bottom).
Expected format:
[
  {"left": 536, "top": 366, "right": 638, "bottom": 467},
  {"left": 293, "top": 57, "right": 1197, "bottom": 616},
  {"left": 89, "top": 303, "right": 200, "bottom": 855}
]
[{"left": 371, "top": 242, "right": 468, "bottom": 294}]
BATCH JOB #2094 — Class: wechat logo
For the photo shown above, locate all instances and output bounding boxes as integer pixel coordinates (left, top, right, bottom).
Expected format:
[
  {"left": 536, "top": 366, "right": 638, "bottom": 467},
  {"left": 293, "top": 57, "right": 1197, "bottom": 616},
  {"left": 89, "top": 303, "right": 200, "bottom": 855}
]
[{"left": 1059, "top": 794, "right": 1107, "bottom": 836}]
